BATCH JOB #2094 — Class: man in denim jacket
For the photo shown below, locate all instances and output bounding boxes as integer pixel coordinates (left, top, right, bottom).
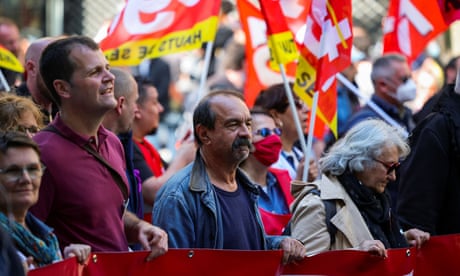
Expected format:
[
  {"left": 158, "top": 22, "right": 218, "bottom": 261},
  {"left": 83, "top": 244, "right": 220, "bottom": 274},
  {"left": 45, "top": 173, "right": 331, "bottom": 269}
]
[{"left": 153, "top": 90, "right": 305, "bottom": 264}]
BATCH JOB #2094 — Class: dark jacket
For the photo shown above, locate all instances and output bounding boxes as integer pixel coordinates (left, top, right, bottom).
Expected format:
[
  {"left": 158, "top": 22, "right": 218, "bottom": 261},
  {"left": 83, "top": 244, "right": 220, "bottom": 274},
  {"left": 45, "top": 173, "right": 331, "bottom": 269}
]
[
  {"left": 397, "top": 84, "right": 460, "bottom": 235},
  {"left": 343, "top": 94, "right": 415, "bottom": 136}
]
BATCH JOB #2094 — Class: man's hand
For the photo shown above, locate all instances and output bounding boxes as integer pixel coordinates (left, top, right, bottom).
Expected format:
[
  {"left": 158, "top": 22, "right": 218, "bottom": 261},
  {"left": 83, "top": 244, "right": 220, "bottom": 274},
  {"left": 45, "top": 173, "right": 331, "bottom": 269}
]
[
  {"left": 63, "top": 244, "right": 91, "bottom": 264},
  {"left": 279, "top": 237, "right": 306, "bottom": 264},
  {"left": 137, "top": 220, "right": 168, "bottom": 261}
]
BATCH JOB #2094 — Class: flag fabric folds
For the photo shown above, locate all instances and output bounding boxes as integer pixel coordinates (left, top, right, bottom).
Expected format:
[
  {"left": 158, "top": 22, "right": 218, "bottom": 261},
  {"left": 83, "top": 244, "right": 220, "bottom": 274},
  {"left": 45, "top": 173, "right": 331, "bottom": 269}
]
[
  {"left": 293, "top": 0, "right": 353, "bottom": 138},
  {"left": 382, "top": 0, "right": 449, "bottom": 64},
  {"left": 259, "top": 0, "right": 298, "bottom": 68},
  {"left": 237, "top": 0, "right": 307, "bottom": 107},
  {"left": 237, "top": 0, "right": 290, "bottom": 107},
  {"left": 99, "top": 0, "right": 220, "bottom": 66}
]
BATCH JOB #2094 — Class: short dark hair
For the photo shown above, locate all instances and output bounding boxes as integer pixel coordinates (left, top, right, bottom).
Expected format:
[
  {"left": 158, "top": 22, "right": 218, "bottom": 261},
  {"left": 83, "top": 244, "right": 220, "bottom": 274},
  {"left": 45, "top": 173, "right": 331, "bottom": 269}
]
[
  {"left": 40, "top": 35, "right": 99, "bottom": 107},
  {"left": 254, "top": 82, "right": 294, "bottom": 113},
  {"left": 134, "top": 76, "right": 156, "bottom": 106},
  {"left": 193, "top": 90, "right": 244, "bottom": 145},
  {"left": 0, "top": 131, "right": 40, "bottom": 156},
  {"left": 445, "top": 55, "right": 460, "bottom": 71},
  {"left": 221, "top": 0, "right": 234, "bottom": 15}
]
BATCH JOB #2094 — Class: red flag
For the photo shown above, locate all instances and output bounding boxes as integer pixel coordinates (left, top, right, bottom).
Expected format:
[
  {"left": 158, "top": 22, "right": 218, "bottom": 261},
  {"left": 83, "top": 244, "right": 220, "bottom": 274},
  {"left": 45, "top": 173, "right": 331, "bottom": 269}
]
[
  {"left": 383, "top": 0, "right": 448, "bottom": 64},
  {"left": 259, "top": 0, "right": 298, "bottom": 67},
  {"left": 237, "top": 0, "right": 307, "bottom": 107},
  {"left": 99, "top": 0, "right": 220, "bottom": 66},
  {"left": 293, "top": 0, "right": 353, "bottom": 138}
]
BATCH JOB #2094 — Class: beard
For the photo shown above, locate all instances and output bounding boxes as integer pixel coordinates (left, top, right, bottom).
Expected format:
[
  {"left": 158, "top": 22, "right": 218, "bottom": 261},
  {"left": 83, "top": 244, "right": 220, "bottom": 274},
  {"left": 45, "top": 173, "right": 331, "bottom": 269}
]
[{"left": 147, "top": 127, "right": 158, "bottom": 136}]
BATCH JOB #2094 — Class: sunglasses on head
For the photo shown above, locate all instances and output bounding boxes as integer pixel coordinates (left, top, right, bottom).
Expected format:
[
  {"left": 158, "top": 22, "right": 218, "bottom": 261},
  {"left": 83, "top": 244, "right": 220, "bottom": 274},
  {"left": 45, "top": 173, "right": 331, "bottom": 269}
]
[
  {"left": 373, "top": 158, "right": 400, "bottom": 175},
  {"left": 254, "top": 127, "right": 282, "bottom": 137}
]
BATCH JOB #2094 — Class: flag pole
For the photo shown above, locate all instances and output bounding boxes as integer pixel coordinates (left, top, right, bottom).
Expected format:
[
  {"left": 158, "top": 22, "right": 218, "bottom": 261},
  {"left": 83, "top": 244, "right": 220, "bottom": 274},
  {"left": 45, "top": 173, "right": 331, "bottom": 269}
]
[
  {"left": 303, "top": 91, "right": 318, "bottom": 182},
  {"left": 0, "top": 70, "right": 10, "bottom": 92},
  {"left": 178, "top": 41, "right": 214, "bottom": 144},
  {"left": 196, "top": 41, "right": 214, "bottom": 101},
  {"left": 278, "top": 64, "right": 310, "bottom": 182},
  {"left": 336, "top": 73, "right": 409, "bottom": 138}
]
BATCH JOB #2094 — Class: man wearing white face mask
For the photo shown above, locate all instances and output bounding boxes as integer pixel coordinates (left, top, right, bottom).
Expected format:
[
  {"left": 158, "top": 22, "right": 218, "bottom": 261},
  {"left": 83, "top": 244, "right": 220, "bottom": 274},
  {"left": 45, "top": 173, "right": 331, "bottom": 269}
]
[{"left": 343, "top": 53, "right": 416, "bottom": 136}]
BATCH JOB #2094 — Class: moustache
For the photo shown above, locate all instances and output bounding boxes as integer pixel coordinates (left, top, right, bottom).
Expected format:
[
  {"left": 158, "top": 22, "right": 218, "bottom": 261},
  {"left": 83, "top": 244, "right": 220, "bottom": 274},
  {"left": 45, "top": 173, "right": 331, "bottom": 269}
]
[{"left": 232, "top": 137, "right": 255, "bottom": 152}]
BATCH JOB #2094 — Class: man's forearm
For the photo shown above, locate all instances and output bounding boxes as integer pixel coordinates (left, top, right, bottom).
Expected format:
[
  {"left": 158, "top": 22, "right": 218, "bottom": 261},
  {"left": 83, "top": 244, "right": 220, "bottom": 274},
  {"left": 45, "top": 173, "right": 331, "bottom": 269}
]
[{"left": 123, "top": 211, "right": 143, "bottom": 243}]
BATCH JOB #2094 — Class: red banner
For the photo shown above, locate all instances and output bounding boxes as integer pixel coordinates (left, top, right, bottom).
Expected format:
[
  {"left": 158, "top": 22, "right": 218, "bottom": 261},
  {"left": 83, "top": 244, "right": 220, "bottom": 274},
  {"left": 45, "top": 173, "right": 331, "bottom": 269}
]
[
  {"left": 28, "top": 234, "right": 460, "bottom": 276},
  {"left": 99, "top": 0, "right": 220, "bottom": 66}
]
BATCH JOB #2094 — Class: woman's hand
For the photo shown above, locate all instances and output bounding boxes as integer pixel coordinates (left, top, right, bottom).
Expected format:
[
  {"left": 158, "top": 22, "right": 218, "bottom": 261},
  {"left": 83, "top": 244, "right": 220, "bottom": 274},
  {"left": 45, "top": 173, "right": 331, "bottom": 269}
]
[
  {"left": 63, "top": 244, "right": 91, "bottom": 264},
  {"left": 358, "top": 240, "right": 387, "bottom": 258},
  {"left": 404, "top": 228, "right": 430, "bottom": 249}
]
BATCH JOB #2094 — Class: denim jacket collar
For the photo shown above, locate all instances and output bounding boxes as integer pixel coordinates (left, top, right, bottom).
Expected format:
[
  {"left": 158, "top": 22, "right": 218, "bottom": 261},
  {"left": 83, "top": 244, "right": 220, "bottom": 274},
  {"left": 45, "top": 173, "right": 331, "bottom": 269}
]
[{"left": 189, "top": 150, "right": 259, "bottom": 195}]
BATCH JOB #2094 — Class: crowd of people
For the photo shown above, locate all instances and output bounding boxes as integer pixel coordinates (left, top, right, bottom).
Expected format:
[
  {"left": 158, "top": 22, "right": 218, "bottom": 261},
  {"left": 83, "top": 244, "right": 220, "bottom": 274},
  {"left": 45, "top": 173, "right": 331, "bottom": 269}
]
[{"left": 1, "top": 1, "right": 460, "bottom": 274}]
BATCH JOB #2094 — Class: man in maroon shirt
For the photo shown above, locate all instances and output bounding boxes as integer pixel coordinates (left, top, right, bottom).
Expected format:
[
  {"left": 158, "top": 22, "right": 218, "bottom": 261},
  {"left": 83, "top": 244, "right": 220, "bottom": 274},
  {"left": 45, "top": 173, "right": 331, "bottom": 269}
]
[{"left": 30, "top": 36, "right": 167, "bottom": 260}]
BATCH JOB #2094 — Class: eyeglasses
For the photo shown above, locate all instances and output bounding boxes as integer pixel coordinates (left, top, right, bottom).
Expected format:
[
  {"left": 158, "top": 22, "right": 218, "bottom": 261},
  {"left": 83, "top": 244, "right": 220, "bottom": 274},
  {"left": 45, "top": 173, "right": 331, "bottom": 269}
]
[
  {"left": 253, "top": 127, "right": 282, "bottom": 137},
  {"left": 373, "top": 158, "right": 400, "bottom": 175},
  {"left": 0, "top": 164, "right": 45, "bottom": 183},
  {"left": 13, "top": 125, "right": 40, "bottom": 135}
]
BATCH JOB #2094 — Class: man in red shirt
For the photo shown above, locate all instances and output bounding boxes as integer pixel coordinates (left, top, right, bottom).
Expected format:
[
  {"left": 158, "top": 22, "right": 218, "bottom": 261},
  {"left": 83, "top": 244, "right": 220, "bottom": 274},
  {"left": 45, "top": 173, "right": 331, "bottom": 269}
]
[{"left": 132, "top": 78, "right": 195, "bottom": 222}]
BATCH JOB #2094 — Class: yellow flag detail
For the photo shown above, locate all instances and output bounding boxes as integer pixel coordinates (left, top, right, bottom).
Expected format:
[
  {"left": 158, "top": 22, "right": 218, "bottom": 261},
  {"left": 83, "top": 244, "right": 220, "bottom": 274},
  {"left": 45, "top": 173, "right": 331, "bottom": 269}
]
[
  {"left": 267, "top": 31, "right": 298, "bottom": 70},
  {"left": 0, "top": 47, "right": 24, "bottom": 73},
  {"left": 293, "top": 55, "right": 338, "bottom": 137},
  {"left": 104, "top": 17, "right": 218, "bottom": 66}
]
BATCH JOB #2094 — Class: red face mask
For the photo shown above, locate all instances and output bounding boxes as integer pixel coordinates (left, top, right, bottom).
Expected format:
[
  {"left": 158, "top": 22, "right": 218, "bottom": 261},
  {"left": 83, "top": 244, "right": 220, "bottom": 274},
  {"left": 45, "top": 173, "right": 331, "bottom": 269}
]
[{"left": 252, "top": 135, "right": 283, "bottom": 166}]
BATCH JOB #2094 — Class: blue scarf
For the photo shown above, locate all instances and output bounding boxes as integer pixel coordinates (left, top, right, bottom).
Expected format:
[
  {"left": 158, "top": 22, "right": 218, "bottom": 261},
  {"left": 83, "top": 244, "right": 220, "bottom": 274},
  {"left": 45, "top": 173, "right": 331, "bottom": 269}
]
[{"left": 0, "top": 212, "right": 62, "bottom": 267}]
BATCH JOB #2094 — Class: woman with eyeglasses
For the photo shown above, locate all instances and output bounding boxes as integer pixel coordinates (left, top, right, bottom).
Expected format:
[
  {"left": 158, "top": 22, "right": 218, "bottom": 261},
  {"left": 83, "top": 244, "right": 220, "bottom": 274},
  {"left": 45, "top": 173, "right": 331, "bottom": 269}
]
[
  {"left": 0, "top": 131, "right": 90, "bottom": 271},
  {"left": 0, "top": 93, "right": 43, "bottom": 137},
  {"left": 240, "top": 109, "right": 316, "bottom": 235},
  {"left": 290, "top": 119, "right": 430, "bottom": 257}
]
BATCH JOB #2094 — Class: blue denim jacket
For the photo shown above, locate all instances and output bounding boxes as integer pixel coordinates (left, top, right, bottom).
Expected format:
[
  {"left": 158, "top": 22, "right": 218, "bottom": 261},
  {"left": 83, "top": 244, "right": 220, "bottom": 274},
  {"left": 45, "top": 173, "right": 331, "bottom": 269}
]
[{"left": 153, "top": 152, "right": 285, "bottom": 249}]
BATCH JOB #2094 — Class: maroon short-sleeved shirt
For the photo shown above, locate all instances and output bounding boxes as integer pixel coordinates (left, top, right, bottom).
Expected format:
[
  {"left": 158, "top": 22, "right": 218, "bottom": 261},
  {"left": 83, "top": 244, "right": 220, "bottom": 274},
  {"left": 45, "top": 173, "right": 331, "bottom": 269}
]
[{"left": 30, "top": 114, "right": 130, "bottom": 252}]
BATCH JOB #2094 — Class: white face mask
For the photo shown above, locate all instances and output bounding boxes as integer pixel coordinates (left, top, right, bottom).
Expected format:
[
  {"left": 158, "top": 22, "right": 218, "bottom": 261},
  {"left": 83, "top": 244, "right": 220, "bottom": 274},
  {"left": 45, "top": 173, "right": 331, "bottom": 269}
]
[{"left": 387, "top": 79, "right": 417, "bottom": 103}]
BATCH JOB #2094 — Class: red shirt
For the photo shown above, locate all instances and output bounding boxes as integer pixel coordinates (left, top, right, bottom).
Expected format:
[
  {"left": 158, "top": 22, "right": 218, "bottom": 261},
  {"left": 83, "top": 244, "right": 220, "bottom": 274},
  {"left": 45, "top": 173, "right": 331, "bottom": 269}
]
[
  {"left": 31, "top": 114, "right": 129, "bottom": 252},
  {"left": 134, "top": 138, "right": 164, "bottom": 177},
  {"left": 259, "top": 168, "right": 294, "bottom": 235}
]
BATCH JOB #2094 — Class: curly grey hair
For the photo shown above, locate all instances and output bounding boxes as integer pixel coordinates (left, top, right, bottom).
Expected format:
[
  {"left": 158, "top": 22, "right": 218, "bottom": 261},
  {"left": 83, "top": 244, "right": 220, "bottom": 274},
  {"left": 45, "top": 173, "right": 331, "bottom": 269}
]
[{"left": 319, "top": 119, "right": 410, "bottom": 176}]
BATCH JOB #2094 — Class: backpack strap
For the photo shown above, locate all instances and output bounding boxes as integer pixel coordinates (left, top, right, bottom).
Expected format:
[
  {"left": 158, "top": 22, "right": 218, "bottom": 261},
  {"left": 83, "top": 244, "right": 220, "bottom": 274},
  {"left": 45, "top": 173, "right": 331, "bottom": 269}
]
[
  {"left": 307, "top": 188, "right": 338, "bottom": 246},
  {"left": 322, "top": 199, "right": 338, "bottom": 245}
]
